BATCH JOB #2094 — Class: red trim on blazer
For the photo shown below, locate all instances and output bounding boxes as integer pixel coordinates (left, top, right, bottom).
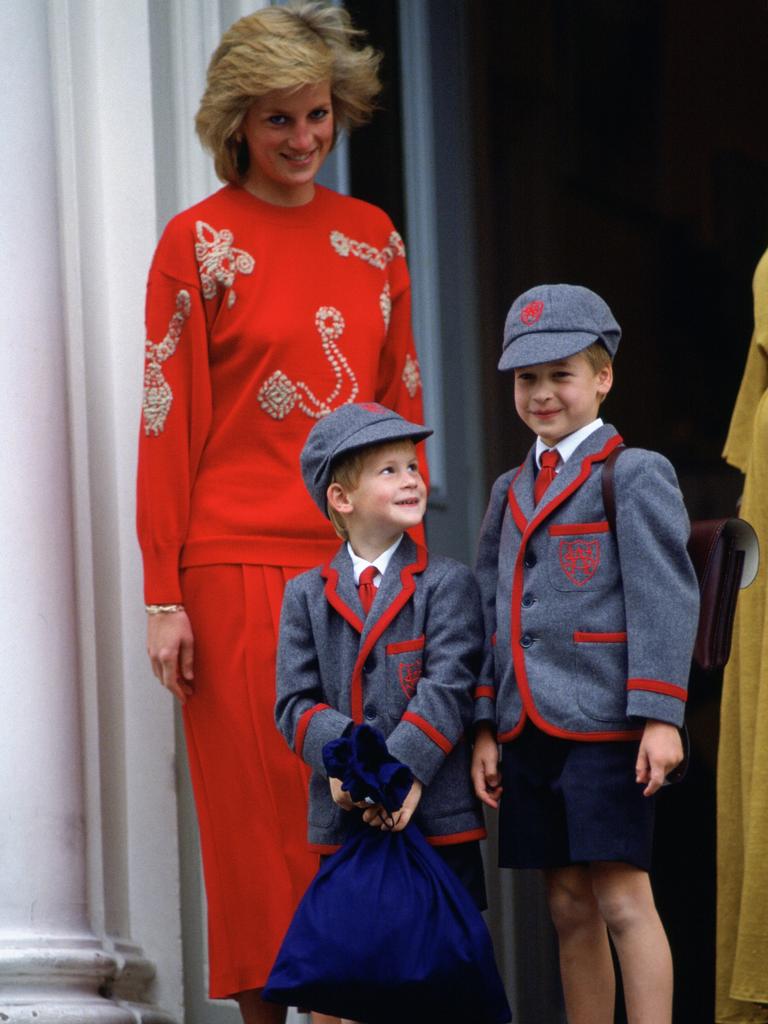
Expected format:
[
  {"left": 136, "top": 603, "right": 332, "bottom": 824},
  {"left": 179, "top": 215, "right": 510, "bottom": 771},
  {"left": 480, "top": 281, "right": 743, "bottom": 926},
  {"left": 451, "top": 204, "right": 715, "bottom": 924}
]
[
  {"left": 309, "top": 842, "right": 342, "bottom": 854},
  {"left": 295, "top": 702, "right": 331, "bottom": 757},
  {"left": 427, "top": 828, "right": 487, "bottom": 846},
  {"left": 474, "top": 685, "right": 496, "bottom": 700},
  {"left": 573, "top": 631, "right": 628, "bottom": 643},
  {"left": 385, "top": 635, "right": 426, "bottom": 655},
  {"left": 506, "top": 465, "right": 527, "bottom": 532},
  {"left": 345, "top": 544, "right": 429, "bottom": 723},
  {"left": 627, "top": 678, "right": 688, "bottom": 702},
  {"left": 549, "top": 521, "right": 610, "bottom": 536},
  {"left": 490, "top": 632, "right": 497, "bottom": 646},
  {"left": 401, "top": 711, "right": 454, "bottom": 754},
  {"left": 505, "top": 434, "right": 644, "bottom": 742},
  {"left": 321, "top": 564, "right": 364, "bottom": 634},
  {"left": 310, "top": 829, "right": 488, "bottom": 854}
]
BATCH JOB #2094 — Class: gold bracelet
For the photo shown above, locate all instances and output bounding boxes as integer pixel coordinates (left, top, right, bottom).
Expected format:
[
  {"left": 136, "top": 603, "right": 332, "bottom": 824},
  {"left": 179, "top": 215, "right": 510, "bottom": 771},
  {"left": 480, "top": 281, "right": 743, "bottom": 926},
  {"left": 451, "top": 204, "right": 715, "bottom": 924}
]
[{"left": 145, "top": 603, "right": 185, "bottom": 615}]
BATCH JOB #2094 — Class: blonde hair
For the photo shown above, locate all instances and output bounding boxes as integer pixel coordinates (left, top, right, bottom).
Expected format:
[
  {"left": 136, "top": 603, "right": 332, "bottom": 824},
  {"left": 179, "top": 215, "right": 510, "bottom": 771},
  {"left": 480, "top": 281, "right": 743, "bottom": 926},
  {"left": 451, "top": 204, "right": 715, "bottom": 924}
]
[
  {"left": 579, "top": 341, "right": 612, "bottom": 404},
  {"left": 327, "top": 439, "right": 417, "bottom": 541},
  {"left": 195, "top": 1, "right": 382, "bottom": 184}
]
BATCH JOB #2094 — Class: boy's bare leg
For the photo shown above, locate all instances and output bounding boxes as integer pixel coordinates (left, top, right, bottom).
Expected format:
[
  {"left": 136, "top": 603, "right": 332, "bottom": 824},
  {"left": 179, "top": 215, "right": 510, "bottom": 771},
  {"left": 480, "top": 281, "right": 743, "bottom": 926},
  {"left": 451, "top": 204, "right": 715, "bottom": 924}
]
[
  {"left": 591, "top": 862, "right": 673, "bottom": 1024},
  {"left": 544, "top": 866, "right": 615, "bottom": 1024},
  {"left": 235, "top": 990, "right": 285, "bottom": 1024},
  {"left": 312, "top": 1015, "right": 342, "bottom": 1024}
]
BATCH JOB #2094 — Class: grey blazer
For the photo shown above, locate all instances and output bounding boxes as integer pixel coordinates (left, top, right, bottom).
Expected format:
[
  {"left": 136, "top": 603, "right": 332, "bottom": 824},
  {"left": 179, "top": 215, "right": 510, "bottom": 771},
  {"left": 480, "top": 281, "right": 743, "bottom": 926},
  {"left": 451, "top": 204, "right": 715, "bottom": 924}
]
[
  {"left": 275, "top": 534, "right": 486, "bottom": 850},
  {"left": 474, "top": 424, "right": 699, "bottom": 742}
]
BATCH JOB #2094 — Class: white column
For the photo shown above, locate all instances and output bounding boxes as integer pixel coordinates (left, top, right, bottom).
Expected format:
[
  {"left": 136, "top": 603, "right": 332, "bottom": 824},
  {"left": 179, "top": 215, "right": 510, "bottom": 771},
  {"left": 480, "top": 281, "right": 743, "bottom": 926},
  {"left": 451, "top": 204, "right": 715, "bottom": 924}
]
[
  {"left": 47, "top": 0, "right": 183, "bottom": 1020},
  {"left": 0, "top": 2, "right": 131, "bottom": 1021}
]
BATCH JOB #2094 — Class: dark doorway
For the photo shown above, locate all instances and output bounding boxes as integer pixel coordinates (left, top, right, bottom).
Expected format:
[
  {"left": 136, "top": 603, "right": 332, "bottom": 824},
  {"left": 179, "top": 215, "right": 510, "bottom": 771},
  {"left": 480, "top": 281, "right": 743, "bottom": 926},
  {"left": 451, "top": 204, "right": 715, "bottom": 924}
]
[{"left": 470, "top": 1, "right": 768, "bottom": 1021}]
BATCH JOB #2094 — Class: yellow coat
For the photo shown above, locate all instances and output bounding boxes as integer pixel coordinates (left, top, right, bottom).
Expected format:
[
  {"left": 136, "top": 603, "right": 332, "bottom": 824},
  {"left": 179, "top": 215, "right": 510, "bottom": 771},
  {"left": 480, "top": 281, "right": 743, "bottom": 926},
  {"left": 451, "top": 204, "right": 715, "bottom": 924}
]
[{"left": 718, "top": 247, "right": 768, "bottom": 1023}]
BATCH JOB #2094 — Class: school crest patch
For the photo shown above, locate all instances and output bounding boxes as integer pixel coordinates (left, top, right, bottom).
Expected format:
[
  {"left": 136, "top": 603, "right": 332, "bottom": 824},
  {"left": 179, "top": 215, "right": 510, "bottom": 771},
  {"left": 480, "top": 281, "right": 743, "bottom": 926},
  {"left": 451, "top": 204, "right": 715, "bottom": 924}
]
[
  {"left": 559, "top": 539, "right": 600, "bottom": 586},
  {"left": 398, "top": 659, "right": 422, "bottom": 699},
  {"left": 521, "top": 300, "right": 544, "bottom": 325}
]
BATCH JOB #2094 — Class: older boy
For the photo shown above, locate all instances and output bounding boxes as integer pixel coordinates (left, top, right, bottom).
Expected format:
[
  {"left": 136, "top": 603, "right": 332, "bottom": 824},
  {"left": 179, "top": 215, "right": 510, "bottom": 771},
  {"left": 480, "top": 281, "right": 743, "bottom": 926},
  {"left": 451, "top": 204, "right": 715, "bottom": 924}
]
[
  {"left": 275, "top": 402, "right": 487, "bottom": 910},
  {"left": 471, "top": 284, "right": 699, "bottom": 1024}
]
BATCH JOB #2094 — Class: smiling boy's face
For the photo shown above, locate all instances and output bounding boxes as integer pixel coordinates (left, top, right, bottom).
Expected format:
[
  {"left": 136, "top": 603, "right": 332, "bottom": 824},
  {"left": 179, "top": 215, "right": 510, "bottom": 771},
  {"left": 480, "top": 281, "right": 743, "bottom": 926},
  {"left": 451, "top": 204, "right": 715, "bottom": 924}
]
[
  {"left": 513, "top": 351, "right": 613, "bottom": 446},
  {"left": 341, "top": 440, "right": 427, "bottom": 538}
]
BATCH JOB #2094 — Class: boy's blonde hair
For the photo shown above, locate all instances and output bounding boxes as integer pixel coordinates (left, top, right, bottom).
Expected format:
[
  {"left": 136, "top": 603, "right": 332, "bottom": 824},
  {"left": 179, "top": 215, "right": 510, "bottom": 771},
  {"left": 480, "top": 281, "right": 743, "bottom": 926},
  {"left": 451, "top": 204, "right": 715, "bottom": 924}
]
[
  {"left": 195, "top": 1, "right": 382, "bottom": 184},
  {"left": 579, "top": 341, "right": 612, "bottom": 403},
  {"left": 327, "top": 439, "right": 416, "bottom": 541}
]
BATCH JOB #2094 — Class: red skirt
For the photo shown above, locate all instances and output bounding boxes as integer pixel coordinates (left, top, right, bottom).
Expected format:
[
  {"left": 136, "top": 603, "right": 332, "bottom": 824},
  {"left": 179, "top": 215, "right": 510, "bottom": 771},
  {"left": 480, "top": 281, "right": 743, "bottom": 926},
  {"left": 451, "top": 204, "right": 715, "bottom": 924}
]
[{"left": 181, "top": 564, "right": 319, "bottom": 998}]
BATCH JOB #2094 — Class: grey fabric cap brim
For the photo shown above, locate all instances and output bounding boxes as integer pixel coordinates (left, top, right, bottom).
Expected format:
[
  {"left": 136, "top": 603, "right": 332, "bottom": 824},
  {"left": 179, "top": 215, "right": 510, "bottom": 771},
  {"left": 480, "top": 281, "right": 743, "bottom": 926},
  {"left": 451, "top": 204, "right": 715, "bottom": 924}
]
[{"left": 498, "top": 330, "right": 601, "bottom": 371}]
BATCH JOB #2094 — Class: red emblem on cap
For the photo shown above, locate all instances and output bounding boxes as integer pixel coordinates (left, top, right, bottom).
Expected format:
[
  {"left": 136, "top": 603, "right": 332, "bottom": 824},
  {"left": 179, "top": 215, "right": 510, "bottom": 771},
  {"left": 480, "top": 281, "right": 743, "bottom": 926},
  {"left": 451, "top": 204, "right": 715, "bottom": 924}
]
[
  {"left": 521, "top": 300, "right": 544, "bottom": 325},
  {"left": 359, "top": 402, "right": 385, "bottom": 413}
]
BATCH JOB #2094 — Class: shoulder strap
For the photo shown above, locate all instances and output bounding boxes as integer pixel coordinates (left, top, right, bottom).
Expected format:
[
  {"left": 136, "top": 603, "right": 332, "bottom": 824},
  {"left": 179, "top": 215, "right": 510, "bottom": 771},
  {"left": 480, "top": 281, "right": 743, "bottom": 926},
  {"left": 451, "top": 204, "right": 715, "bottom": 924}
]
[{"left": 601, "top": 445, "right": 626, "bottom": 531}]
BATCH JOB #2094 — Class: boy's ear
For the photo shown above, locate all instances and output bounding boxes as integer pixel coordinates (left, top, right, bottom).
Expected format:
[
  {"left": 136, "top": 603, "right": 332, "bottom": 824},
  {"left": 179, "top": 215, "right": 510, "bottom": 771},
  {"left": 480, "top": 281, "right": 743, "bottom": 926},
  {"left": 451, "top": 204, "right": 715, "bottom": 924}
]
[
  {"left": 597, "top": 362, "right": 613, "bottom": 397},
  {"left": 327, "top": 481, "right": 353, "bottom": 516}
]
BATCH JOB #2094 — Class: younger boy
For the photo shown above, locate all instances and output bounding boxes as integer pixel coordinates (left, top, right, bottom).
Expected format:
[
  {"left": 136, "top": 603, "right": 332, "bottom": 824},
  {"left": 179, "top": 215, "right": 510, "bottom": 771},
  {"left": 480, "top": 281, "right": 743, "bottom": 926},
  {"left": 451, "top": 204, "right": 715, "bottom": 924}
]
[
  {"left": 275, "top": 402, "right": 487, "bottom": 909},
  {"left": 471, "top": 284, "right": 700, "bottom": 1024}
]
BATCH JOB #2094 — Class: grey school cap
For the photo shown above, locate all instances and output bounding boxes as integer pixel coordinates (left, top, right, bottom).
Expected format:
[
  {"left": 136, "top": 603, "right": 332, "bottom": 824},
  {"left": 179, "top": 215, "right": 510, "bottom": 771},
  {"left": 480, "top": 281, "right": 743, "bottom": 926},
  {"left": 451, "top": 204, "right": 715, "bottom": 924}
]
[
  {"left": 499, "top": 284, "right": 621, "bottom": 371},
  {"left": 300, "top": 402, "right": 432, "bottom": 516}
]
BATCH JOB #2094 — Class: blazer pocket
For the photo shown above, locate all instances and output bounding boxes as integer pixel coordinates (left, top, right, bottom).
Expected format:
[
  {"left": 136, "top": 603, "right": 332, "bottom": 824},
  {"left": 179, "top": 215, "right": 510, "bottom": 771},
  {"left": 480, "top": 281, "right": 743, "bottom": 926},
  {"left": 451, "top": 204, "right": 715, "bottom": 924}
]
[
  {"left": 547, "top": 521, "right": 619, "bottom": 593},
  {"left": 572, "top": 631, "right": 629, "bottom": 723},
  {"left": 385, "top": 635, "right": 425, "bottom": 716}
]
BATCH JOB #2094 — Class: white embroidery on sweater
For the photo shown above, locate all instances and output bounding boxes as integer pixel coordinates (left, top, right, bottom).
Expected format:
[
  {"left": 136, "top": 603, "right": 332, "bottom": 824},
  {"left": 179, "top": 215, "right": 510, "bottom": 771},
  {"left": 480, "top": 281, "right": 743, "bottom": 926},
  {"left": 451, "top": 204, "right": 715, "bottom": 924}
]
[
  {"left": 402, "top": 353, "right": 422, "bottom": 398},
  {"left": 380, "top": 283, "right": 391, "bottom": 330},
  {"left": 143, "top": 290, "right": 192, "bottom": 436},
  {"left": 329, "top": 229, "right": 406, "bottom": 269},
  {"left": 257, "top": 306, "right": 359, "bottom": 421},
  {"left": 194, "top": 221, "right": 254, "bottom": 306}
]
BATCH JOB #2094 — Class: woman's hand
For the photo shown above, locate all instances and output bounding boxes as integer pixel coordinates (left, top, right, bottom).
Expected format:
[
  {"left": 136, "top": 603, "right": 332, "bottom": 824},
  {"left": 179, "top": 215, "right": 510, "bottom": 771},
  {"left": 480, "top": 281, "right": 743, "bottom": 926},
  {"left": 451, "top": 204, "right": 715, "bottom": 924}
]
[{"left": 146, "top": 609, "right": 195, "bottom": 705}]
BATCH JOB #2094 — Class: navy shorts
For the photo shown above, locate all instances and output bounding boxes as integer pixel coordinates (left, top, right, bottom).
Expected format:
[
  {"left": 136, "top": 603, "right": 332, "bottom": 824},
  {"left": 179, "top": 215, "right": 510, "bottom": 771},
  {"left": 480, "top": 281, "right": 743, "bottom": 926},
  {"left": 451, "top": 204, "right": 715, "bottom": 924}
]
[{"left": 498, "top": 727, "right": 655, "bottom": 872}]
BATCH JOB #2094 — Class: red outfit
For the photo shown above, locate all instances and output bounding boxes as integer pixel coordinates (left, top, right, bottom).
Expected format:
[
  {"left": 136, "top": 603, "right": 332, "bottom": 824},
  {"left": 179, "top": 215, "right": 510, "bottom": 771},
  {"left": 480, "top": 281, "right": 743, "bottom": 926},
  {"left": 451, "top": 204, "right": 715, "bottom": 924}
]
[{"left": 137, "top": 184, "right": 425, "bottom": 996}]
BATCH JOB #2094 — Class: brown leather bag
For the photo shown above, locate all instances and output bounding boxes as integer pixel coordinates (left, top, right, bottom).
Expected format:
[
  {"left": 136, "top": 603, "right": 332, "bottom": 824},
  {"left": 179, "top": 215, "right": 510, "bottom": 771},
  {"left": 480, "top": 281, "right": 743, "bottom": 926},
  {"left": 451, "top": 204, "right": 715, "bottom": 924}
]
[{"left": 601, "top": 447, "right": 759, "bottom": 672}]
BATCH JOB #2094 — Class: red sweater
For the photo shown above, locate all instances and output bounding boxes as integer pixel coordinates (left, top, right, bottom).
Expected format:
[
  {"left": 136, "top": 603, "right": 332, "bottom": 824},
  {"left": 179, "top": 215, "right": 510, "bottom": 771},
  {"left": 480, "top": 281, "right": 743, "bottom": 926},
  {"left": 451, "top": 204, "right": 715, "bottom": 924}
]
[{"left": 137, "top": 184, "right": 426, "bottom": 602}]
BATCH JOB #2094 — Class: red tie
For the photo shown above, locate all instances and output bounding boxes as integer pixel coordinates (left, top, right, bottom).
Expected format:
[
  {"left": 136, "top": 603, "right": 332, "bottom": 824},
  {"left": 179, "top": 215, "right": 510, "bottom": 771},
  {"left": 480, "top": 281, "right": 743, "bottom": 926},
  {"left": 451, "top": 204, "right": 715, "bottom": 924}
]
[
  {"left": 534, "top": 449, "right": 560, "bottom": 504},
  {"left": 358, "top": 566, "right": 378, "bottom": 616}
]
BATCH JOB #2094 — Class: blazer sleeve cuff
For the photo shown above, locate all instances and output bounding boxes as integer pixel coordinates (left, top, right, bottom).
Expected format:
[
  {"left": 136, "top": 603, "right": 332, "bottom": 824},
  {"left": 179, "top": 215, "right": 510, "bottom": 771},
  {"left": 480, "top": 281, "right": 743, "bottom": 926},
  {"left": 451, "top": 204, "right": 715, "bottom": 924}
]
[
  {"left": 627, "top": 679, "right": 688, "bottom": 728},
  {"left": 296, "top": 704, "right": 354, "bottom": 774},
  {"left": 386, "top": 714, "right": 456, "bottom": 786}
]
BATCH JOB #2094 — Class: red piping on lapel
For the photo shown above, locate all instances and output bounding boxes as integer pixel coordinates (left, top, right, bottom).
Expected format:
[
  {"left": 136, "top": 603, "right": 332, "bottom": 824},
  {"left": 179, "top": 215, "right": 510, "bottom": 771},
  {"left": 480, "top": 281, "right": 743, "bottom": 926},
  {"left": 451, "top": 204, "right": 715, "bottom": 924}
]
[
  {"left": 628, "top": 678, "right": 688, "bottom": 702},
  {"left": 507, "top": 432, "right": 644, "bottom": 742},
  {"left": 295, "top": 702, "right": 331, "bottom": 757},
  {"left": 349, "top": 544, "right": 428, "bottom": 723},
  {"left": 402, "top": 711, "right": 454, "bottom": 754},
  {"left": 321, "top": 563, "right": 364, "bottom": 634},
  {"left": 506, "top": 465, "right": 527, "bottom": 532}
]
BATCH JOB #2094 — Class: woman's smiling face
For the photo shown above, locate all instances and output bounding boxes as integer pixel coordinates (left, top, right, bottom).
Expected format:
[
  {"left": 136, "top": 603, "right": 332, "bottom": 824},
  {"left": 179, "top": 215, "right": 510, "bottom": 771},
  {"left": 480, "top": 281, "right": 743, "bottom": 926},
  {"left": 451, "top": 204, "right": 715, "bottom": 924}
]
[{"left": 240, "top": 80, "right": 334, "bottom": 206}]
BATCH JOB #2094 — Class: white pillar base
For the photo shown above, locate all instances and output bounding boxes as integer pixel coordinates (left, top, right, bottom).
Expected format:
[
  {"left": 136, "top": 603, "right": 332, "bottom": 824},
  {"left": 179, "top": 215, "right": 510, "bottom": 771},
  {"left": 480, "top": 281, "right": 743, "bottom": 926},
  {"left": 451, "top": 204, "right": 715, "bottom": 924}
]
[{"left": 0, "top": 942, "right": 133, "bottom": 1023}]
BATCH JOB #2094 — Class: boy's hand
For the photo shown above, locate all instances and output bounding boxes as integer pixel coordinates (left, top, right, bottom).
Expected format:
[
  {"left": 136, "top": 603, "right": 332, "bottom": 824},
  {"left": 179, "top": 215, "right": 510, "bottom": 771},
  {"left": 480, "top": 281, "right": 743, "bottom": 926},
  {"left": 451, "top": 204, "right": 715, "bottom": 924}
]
[
  {"left": 329, "top": 776, "right": 367, "bottom": 811},
  {"left": 362, "top": 779, "right": 423, "bottom": 832},
  {"left": 471, "top": 724, "right": 503, "bottom": 809},
  {"left": 636, "top": 720, "right": 684, "bottom": 796}
]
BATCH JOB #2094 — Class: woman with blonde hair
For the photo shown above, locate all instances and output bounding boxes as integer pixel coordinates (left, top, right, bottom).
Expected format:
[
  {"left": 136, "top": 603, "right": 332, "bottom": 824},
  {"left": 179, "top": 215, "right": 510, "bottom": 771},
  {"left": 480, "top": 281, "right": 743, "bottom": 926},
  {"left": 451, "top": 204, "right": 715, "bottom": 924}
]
[{"left": 137, "top": 4, "right": 425, "bottom": 1022}]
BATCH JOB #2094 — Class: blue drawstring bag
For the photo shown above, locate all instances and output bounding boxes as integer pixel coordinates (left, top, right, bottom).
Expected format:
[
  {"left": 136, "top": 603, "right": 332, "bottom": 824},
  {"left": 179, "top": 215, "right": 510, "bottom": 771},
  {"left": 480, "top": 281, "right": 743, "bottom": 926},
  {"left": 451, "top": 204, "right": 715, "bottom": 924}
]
[{"left": 263, "top": 725, "right": 512, "bottom": 1024}]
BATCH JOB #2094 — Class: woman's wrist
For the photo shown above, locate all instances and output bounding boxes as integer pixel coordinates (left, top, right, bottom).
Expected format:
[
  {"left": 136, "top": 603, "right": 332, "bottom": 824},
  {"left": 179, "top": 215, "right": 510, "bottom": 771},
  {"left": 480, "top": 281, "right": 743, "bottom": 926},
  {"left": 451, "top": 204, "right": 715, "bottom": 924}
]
[{"left": 145, "top": 603, "right": 185, "bottom": 615}]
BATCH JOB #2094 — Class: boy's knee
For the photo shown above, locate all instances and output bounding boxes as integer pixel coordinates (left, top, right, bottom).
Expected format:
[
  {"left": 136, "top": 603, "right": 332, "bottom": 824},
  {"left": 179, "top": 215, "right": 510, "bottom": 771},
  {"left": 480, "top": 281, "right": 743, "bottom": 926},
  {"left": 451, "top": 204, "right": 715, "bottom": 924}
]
[{"left": 546, "top": 875, "right": 599, "bottom": 934}]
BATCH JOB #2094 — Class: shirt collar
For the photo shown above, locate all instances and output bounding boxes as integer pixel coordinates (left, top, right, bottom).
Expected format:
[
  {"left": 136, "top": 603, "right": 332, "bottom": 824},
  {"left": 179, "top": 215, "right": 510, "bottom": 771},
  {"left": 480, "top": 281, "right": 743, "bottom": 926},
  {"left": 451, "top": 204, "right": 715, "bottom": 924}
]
[
  {"left": 347, "top": 534, "right": 404, "bottom": 586},
  {"left": 535, "top": 418, "right": 603, "bottom": 469}
]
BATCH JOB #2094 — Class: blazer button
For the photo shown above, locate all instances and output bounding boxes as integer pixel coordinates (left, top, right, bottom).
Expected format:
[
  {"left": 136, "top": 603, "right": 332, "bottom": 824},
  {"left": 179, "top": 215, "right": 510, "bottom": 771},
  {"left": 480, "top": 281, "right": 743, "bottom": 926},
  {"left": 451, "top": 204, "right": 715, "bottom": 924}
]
[
  {"left": 364, "top": 705, "right": 376, "bottom": 721},
  {"left": 520, "top": 634, "right": 533, "bottom": 648},
  {"left": 521, "top": 594, "right": 535, "bottom": 608},
  {"left": 524, "top": 554, "right": 537, "bottom": 568},
  {"left": 364, "top": 654, "right": 377, "bottom": 673}
]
